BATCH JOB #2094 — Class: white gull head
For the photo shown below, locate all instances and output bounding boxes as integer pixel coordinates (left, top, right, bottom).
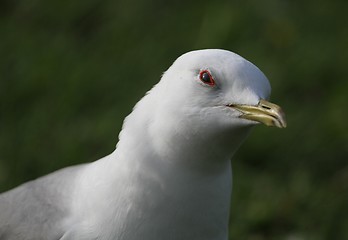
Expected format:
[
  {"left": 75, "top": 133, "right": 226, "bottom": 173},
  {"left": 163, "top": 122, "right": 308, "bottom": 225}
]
[{"left": 118, "top": 49, "right": 284, "bottom": 168}]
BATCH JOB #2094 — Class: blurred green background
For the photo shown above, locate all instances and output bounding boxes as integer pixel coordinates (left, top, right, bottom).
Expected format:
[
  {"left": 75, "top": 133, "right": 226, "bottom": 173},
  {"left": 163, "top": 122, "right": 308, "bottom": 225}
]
[{"left": 0, "top": 0, "right": 347, "bottom": 239}]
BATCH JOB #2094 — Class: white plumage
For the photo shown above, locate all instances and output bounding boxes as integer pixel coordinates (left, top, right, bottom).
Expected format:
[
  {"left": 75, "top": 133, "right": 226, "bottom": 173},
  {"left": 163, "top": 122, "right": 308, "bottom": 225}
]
[{"left": 0, "top": 49, "right": 286, "bottom": 240}]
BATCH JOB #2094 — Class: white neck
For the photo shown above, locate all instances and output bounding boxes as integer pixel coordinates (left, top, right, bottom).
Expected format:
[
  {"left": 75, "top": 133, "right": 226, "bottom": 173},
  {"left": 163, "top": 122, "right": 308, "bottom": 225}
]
[{"left": 93, "top": 90, "right": 252, "bottom": 239}]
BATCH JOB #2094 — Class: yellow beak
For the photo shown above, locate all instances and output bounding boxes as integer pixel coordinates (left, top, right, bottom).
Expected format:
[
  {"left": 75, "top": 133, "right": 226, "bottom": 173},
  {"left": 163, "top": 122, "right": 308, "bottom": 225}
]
[{"left": 229, "top": 99, "right": 287, "bottom": 128}]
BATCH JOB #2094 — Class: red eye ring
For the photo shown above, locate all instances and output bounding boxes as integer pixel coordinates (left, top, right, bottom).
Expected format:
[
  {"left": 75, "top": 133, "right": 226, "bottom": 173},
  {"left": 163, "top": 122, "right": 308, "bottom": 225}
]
[{"left": 199, "top": 70, "right": 215, "bottom": 86}]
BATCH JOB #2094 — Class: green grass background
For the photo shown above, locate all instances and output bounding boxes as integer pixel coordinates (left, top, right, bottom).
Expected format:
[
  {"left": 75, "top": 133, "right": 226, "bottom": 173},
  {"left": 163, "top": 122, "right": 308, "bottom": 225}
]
[{"left": 0, "top": 0, "right": 347, "bottom": 239}]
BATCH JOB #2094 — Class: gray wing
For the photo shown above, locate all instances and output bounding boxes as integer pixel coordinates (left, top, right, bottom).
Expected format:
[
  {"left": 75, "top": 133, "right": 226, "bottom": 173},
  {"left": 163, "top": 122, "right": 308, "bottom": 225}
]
[{"left": 0, "top": 164, "right": 85, "bottom": 240}]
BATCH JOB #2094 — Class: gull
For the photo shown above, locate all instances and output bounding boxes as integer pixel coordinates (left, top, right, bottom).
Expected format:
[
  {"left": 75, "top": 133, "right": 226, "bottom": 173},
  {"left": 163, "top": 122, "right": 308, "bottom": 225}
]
[{"left": 0, "top": 49, "right": 286, "bottom": 240}]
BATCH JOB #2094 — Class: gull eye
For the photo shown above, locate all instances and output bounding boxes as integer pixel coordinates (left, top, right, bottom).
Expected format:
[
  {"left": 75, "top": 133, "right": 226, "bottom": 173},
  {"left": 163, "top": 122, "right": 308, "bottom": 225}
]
[{"left": 199, "top": 70, "right": 215, "bottom": 86}]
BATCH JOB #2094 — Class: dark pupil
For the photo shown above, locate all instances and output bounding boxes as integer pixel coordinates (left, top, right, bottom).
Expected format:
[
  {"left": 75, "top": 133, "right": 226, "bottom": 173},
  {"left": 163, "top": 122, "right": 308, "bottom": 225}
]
[{"left": 202, "top": 72, "right": 211, "bottom": 82}]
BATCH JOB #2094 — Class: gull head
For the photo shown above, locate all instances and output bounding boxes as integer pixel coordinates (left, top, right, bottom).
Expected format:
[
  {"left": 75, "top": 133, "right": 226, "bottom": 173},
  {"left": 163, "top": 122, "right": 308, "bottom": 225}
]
[
  {"left": 153, "top": 49, "right": 286, "bottom": 128},
  {"left": 123, "top": 49, "right": 286, "bottom": 161}
]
